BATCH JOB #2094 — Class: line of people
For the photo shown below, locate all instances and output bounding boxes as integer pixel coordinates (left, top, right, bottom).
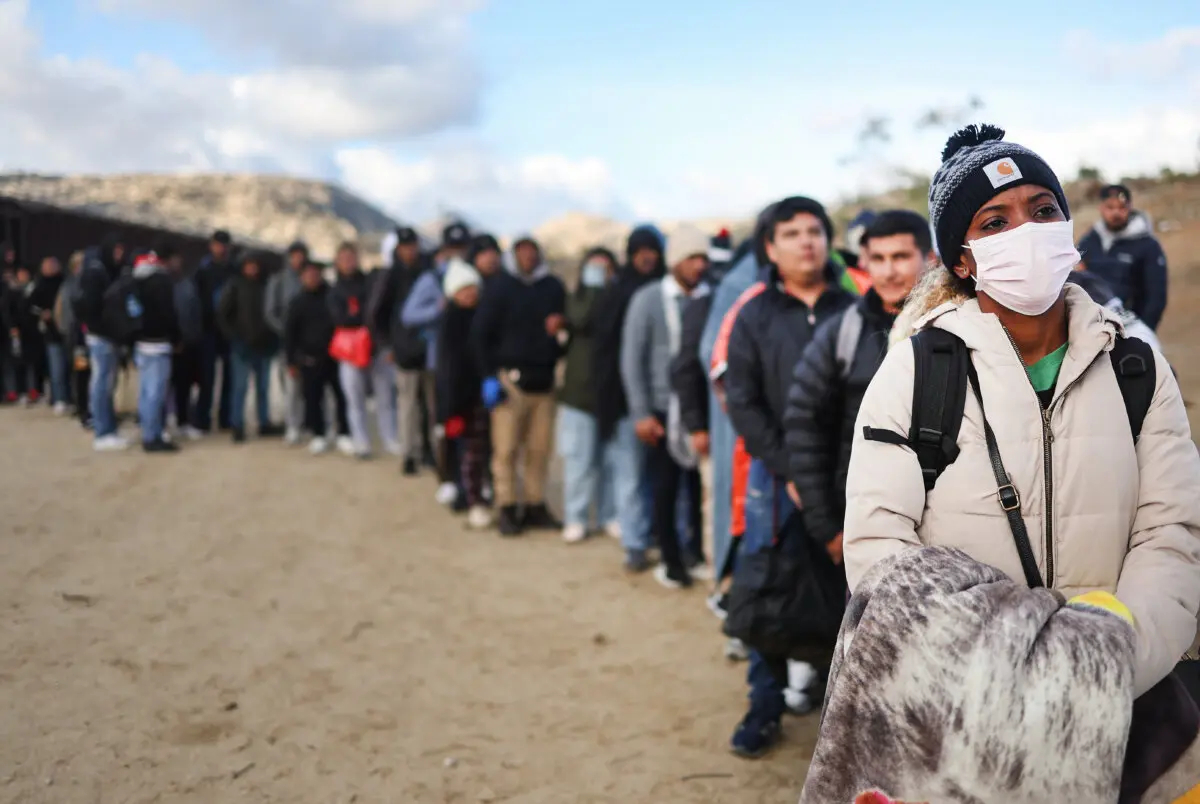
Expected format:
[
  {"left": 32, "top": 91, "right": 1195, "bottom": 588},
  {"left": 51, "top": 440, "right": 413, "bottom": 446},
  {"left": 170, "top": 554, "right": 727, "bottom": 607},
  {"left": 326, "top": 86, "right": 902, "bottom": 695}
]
[{"left": 1, "top": 161, "right": 1182, "bottom": 773}]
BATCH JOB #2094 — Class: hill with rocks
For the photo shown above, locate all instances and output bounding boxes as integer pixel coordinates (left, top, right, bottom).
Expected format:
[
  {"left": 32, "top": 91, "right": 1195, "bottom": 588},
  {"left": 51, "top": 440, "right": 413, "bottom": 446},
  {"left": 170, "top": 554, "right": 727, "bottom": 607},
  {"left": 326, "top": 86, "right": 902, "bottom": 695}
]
[{"left": 0, "top": 173, "right": 400, "bottom": 263}]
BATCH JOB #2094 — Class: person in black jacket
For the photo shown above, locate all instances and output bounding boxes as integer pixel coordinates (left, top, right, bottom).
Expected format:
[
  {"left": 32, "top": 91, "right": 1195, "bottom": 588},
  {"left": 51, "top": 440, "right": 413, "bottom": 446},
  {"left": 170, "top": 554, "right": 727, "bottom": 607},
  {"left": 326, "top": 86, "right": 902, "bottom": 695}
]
[
  {"left": 217, "top": 251, "right": 281, "bottom": 443},
  {"left": 130, "top": 250, "right": 181, "bottom": 452},
  {"left": 193, "top": 230, "right": 237, "bottom": 431},
  {"left": 285, "top": 261, "right": 350, "bottom": 455},
  {"left": 724, "top": 196, "right": 855, "bottom": 760},
  {"left": 589, "top": 225, "right": 666, "bottom": 564},
  {"left": 471, "top": 236, "right": 566, "bottom": 536},
  {"left": 366, "top": 226, "right": 429, "bottom": 472},
  {"left": 31, "top": 257, "right": 67, "bottom": 411},
  {"left": 436, "top": 260, "right": 491, "bottom": 528},
  {"left": 3, "top": 264, "right": 39, "bottom": 404},
  {"left": 784, "top": 209, "right": 932, "bottom": 579},
  {"left": 1077, "top": 184, "right": 1169, "bottom": 330}
]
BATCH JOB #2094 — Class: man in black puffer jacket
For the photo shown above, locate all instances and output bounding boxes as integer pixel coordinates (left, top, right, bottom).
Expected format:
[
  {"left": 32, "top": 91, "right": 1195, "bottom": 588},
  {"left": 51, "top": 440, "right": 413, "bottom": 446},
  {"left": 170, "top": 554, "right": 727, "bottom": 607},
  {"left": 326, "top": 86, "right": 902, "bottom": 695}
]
[
  {"left": 130, "top": 250, "right": 181, "bottom": 452},
  {"left": 783, "top": 210, "right": 932, "bottom": 561},
  {"left": 217, "top": 251, "right": 281, "bottom": 442},
  {"left": 76, "top": 234, "right": 128, "bottom": 449},
  {"left": 470, "top": 235, "right": 566, "bottom": 536},
  {"left": 723, "top": 196, "right": 855, "bottom": 760},
  {"left": 285, "top": 261, "right": 349, "bottom": 454}
]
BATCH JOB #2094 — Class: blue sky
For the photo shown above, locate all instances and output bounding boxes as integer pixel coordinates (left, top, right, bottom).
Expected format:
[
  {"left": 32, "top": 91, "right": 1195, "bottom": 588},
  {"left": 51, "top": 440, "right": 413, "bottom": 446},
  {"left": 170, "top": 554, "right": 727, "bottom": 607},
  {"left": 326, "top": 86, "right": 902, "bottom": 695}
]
[{"left": 6, "top": 0, "right": 1200, "bottom": 231}]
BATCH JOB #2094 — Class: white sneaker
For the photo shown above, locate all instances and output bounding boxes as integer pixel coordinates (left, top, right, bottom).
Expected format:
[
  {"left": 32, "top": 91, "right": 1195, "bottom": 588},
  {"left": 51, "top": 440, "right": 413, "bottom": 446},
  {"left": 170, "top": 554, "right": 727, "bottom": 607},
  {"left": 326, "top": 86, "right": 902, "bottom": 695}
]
[
  {"left": 467, "top": 505, "right": 493, "bottom": 530},
  {"left": 161, "top": 430, "right": 174, "bottom": 444},
  {"left": 688, "top": 562, "right": 715, "bottom": 582},
  {"left": 93, "top": 434, "right": 130, "bottom": 452},
  {"left": 562, "top": 523, "right": 587, "bottom": 544},
  {"left": 18, "top": 395, "right": 29, "bottom": 408},
  {"left": 383, "top": 441, "right": 403, "bottom": 457},
  {"left": 182, "top": 425, "right": 206, "bottom": 441},
  {"left": 653, "top": 563, "right": 691, "bottom": 590},
  {"left": 604, "top": 520, "right": 622, "bottom": 540},
  {"left": 308, "top": 437, "right": 329, "bottom": 455},
  {"left": 53, "top": 401, "right": 68, "bottom": 416},
  {"left": 335, "top": 436, "right": 356, "bottom": 456},
  {"left": 435, "top": 482, "right": 459, "bottom": 506},
  {"left": 285, "top": 427, "right": 302, "bottom": 446}
]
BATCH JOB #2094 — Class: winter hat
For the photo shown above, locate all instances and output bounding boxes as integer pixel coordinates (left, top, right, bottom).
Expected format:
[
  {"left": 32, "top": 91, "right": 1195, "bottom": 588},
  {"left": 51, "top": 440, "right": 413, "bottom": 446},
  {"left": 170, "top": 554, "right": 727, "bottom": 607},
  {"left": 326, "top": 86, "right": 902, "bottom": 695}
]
[
  {"left": 666, "top": 225, "right": 711, "bottom": 268},
  {"left": 928, "top": 124, "right": 1069, "bottom": 271},
  {"left": 844, "top": 210, "right": 877, "bottom": 256},
  {"left": 626, "top": 224, "right": 665, "bottom": 260},
  {"left": 442, "top": 258, "right": 481, "bottom": 297},
  {"left": 708, "top": 228, "right": 733, "bottom": 263}
]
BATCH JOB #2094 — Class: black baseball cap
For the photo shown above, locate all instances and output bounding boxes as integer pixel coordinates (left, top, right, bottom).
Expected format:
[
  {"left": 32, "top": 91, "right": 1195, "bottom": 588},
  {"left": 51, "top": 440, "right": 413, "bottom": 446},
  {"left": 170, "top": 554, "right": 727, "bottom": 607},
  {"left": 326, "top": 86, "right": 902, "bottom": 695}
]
[
  {"left": 442, "top": 222, "right": 471, "bottom": 249},
  {"left": 1100, "top": 184, "right": 1132, "bottom": 204},
  {"left": 396, "top": 226, "right": 419, "bottom": 245}
]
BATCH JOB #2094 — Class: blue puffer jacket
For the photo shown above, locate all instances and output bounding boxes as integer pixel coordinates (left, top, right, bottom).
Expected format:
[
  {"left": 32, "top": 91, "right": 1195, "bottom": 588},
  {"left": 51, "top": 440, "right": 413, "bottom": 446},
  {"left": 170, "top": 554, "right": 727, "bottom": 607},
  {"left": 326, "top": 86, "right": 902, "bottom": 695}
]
[{"left": 1077, "top": 212, "right": 1168, "bottom": 330}]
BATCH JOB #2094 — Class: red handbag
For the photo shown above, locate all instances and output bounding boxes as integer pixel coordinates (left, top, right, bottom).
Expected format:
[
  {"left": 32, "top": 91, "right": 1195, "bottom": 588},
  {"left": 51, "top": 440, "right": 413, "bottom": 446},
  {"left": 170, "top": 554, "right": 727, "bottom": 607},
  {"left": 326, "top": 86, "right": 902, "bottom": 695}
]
[{"left": 329, "top": 327, "right": 372, "bottom": 368}]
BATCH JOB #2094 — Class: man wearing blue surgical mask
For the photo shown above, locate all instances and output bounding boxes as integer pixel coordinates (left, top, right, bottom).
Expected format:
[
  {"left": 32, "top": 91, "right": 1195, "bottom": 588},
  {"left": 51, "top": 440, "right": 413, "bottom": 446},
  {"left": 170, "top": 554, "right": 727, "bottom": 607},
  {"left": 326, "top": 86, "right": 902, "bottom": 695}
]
[{"left": 555, "top": 247, "right": 621, "bottom": 544}]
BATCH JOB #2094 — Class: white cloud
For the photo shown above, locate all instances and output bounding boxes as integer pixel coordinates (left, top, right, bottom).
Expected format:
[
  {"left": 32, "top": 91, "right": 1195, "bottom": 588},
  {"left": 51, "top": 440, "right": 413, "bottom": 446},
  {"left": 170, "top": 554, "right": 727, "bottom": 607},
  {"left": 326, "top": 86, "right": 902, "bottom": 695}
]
[
  {"left": 333, "top": 146, "right": 624, "bottom": 233},
  {"left": 0, "top": 0, "right": 480, "bottom": 174},
  {"left": 1065, "top": 26, "right": 1200, "bottom": 80}
]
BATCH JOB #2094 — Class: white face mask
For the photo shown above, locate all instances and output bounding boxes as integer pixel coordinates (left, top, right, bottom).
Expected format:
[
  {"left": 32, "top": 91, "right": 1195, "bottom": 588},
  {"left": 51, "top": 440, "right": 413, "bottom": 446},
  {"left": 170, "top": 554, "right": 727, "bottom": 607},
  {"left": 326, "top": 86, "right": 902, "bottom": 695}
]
[{"left": 965, "top": 220, "right": 1080, "bottom": 316}]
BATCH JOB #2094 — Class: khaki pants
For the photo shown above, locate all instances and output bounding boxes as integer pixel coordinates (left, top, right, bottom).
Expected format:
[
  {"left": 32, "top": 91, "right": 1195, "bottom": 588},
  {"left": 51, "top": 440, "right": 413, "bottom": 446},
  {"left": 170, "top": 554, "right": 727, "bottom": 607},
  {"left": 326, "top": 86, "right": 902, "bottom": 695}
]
[{"left": 491, "top": 379, "right": 555, "bottom": 507}]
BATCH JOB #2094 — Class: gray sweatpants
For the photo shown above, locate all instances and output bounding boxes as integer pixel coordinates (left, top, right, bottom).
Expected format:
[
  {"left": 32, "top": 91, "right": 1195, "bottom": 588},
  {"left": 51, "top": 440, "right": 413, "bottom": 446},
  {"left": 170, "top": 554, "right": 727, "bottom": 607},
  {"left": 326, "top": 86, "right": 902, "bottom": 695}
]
[{"left": 338, "top": 359, "right": 399, "bottom": 453}]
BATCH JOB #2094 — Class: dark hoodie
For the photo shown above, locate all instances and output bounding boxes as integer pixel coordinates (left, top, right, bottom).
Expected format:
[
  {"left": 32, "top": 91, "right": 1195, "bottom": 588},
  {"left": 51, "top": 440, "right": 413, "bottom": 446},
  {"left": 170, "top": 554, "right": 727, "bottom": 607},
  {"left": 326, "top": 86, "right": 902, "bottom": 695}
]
[
  {"left": 76, "top": 234, "right": 125, "bottom": 339},
  {"left": 365, "top": 248, "right": 430, "bottom": 366},
  {"left": 28, "top": 270, "right": 65, "bottom": 343},
  {"left": 328, "top": 269, "right": 370, "bottom": 330},
  {"left": 217, "top": 260, "right": 275, "bottom": 352},
  {"left": 284, "top": 280, "right": 335, "bottom": 365},
  {"left": 591, "top": 226, "right": 666, "bottom": 440},
  {"left": 195, "top": 248, "right": 237, "bottom": 335},
  {"left": 436, "top": 300, "right": 481, "bottom": 424},
  {"left": 559, "top": 247, "right": 617, "bottom": 413}
]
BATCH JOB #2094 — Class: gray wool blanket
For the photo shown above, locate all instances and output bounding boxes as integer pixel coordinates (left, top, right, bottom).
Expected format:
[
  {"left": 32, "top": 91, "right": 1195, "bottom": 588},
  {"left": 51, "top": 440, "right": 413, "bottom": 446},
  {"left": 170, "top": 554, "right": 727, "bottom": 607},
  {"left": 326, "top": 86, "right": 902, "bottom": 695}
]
[{"left": 799, "top": 547, "right": 1200, "bottom": 804}]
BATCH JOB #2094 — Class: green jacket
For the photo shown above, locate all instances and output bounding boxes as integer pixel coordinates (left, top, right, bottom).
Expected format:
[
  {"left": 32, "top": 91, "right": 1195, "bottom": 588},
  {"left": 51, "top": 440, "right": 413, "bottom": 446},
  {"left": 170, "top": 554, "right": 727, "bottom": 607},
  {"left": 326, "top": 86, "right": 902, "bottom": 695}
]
[{"left": 558, "top": 286, "right": 604, "bottom": 413}]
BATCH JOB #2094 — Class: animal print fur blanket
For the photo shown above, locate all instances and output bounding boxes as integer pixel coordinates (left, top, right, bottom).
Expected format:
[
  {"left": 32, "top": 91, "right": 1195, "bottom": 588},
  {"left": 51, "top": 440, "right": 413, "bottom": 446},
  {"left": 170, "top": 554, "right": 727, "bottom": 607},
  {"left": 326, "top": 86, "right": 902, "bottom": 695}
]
[{"left": 799, "top": 547, "right": 1200, "bottom": 804}]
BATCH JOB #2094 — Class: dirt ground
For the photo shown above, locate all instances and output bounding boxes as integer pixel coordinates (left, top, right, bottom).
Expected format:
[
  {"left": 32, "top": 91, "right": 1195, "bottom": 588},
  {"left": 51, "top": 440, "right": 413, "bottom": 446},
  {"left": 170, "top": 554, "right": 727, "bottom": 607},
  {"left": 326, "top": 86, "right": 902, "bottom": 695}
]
[{"left": 0, "top": 408, "right": 818, "bottom": 804}]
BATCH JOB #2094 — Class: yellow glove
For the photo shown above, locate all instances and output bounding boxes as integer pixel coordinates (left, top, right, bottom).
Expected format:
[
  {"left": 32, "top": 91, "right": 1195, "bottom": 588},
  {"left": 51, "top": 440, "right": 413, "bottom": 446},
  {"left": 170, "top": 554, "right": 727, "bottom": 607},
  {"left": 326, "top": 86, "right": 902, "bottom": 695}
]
[{"left": 1067, "top": 591, "right": 1134, "bottom": 626}]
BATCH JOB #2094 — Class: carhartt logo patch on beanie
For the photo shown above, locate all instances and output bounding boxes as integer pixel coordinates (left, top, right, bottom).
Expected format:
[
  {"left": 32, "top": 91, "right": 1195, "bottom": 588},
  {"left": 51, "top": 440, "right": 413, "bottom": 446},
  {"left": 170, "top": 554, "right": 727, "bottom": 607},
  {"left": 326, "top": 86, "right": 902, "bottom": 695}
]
[{"left": 927, "top": 124, "right": 1068, "bottom": 271}]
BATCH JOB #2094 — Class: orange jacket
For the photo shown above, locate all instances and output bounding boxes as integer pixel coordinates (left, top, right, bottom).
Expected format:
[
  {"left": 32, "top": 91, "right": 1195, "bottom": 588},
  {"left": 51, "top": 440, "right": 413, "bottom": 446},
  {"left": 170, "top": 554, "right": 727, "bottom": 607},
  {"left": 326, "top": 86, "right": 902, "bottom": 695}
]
[{"left": 711, "top": 282, "right": 766, "bottom": 539}]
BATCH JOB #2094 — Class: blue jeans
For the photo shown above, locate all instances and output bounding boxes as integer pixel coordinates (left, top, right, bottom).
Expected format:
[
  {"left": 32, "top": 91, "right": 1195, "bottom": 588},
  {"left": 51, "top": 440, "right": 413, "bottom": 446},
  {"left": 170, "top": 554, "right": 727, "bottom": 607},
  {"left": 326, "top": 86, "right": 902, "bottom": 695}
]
[
  {"left": 710, "top": 398, "right": 736, "bottom": 575},
  {"left": 45, "top": 342, "right": 69, "bottom": 405},
  {"left": 742, "top": 458, "right": 799, "bottom": 722},
  {"left": 134, "top": 349, "right": 171, "bottom": 443},
  {"left": 87, "top": 335, "right": 119, "bottom": 437},
  {"left": 606, "top": 417, "right": 652, "bottom": 552},
  {"left": 229, "top": 344, "right": 272, "bottom": 431},
  {"left": 556, "top": 405, "right": 617, "bottom": 528}
]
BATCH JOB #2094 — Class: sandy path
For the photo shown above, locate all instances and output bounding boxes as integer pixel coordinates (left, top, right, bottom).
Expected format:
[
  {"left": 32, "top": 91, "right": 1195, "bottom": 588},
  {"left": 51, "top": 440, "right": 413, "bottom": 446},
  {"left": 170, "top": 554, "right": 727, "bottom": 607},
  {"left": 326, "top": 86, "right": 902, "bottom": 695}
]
[{"left": 0, "top": 409, "right": 818, "bottom": 803}]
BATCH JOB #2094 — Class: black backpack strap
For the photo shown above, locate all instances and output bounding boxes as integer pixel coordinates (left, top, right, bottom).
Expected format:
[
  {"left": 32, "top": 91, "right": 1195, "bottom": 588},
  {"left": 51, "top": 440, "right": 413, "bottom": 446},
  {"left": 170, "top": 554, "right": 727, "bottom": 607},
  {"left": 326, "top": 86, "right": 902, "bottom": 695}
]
[
  {"left": 861, "top": 328, "right": 968, "bottom": 491},
  {"left": 965, "top": 360, "right": 1044, "bottom": 589},
  {"left": 1109, "top": 336, "right": 1156, "bottom": 442}
]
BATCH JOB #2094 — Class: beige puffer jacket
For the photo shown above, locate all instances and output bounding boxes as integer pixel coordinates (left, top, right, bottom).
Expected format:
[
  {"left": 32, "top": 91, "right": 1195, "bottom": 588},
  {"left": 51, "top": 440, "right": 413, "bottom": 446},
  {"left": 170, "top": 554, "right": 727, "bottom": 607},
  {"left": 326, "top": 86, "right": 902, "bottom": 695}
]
[{"left": 845, "top": 274, "right": 1200, "bottom": 696}]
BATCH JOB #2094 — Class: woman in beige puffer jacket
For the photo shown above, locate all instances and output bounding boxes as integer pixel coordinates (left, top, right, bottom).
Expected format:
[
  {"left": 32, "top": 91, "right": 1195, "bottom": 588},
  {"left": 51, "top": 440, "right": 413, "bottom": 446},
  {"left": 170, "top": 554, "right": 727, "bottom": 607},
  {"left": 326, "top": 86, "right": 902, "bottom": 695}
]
[{"left": 844, "top": 125, "right": 1200, "bottom": 698}]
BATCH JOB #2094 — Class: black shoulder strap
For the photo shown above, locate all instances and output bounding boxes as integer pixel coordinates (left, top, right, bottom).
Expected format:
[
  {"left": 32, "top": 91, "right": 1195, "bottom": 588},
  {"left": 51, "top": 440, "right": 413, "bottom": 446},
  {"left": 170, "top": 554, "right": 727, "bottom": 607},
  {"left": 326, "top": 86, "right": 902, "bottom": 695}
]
[
  {"left": 908, "top": 329, "right": 968, "bottom": 490},
  {"left": 1109, "top": 336, "right": 1156, "bottom": 442},
  {"left": 862, "top": 328, "right": 968, "bottom": 491},
  {"left": 965, "top": 361, "right": 1044, "bottom": 589}
]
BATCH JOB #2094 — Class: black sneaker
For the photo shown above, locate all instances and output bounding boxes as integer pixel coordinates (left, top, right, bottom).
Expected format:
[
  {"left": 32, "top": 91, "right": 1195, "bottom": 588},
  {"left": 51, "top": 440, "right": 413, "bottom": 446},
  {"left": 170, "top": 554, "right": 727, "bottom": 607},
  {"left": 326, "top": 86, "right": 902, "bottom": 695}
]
[
  {"left": 402, "top": 457, "right": 419, "bottom": 476},
  {"left": 258, "top": 423, "right": 285, "bottom": 438},
  {"left": 143, "top": 438, "right": 180, "bottom": 453},
  {"left": 522, "top": 503, "right": 562, "bottom": 531},
  {"left": 231, "top": 427, "right": 246, "bottom": 444},
  {"left": 451, "top": 492, "right": 469, "bottom": 513},
  {"left": 497, "top": 505, "right": 523, "bottom": 537}
]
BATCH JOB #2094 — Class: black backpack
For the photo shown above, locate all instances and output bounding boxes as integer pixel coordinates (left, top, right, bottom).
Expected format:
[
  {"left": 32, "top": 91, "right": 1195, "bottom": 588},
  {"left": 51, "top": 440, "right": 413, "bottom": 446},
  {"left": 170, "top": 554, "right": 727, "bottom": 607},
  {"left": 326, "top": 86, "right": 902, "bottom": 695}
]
[
  {"left": 101, "top": 272, "right": 144, "bottom": 346},
  {"left": 862, "top": 327, "right": 1156, "bottom": 495}
]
